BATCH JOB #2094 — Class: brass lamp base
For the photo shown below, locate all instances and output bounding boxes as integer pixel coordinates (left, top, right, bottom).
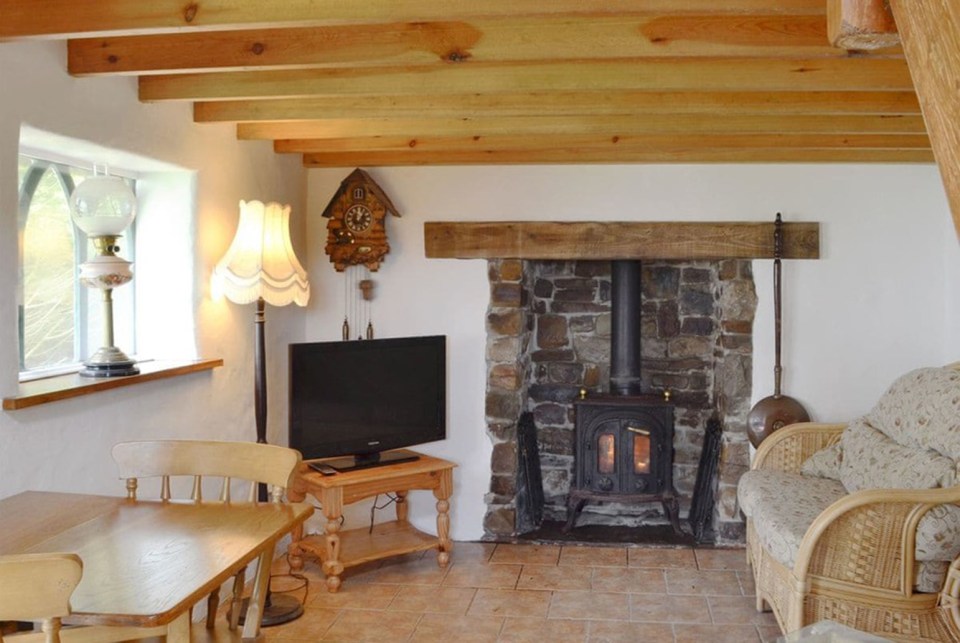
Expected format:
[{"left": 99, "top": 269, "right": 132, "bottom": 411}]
[{"left": 79, "top": 346, "right": 139, "bottom": 378}]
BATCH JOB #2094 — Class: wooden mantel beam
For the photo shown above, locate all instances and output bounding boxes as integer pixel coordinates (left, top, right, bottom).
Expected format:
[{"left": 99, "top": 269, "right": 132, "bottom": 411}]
[
  {"left": 424, "top": 221, "right": 819, "bottom": 260},
  {"left": 889, "top": 0, "right": 960, "bottom": 240}
]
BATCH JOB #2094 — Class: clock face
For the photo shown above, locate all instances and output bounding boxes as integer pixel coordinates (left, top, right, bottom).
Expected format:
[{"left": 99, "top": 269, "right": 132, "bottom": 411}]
[{"left": 344, "top": 204, "right": 373, "bottom": 233}]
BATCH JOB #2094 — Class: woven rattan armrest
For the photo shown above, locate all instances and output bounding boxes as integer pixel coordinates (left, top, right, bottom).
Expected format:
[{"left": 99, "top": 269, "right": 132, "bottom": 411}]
[
  {"left": 794, "top": 486, "right": 960, "bottom": 595},
  {"left": 752, "top": 422, "right": 846, "bottom": 474}
]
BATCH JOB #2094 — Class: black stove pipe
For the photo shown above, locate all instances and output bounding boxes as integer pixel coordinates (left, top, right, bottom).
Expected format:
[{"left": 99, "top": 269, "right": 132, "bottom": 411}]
[{"left": 610, "top": 260, "right": 643, "bottom": 396}]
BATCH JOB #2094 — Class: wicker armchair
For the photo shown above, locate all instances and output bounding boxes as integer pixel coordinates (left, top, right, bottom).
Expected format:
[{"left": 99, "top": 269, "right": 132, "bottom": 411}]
[{"left": 739, "top": 365, "right": 960, "bottom": 642}]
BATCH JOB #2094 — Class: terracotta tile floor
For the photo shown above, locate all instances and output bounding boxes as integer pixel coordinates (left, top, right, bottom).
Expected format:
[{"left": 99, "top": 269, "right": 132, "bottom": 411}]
[{"left": 254, "top": 541, "right": 782, "bottom": 642}]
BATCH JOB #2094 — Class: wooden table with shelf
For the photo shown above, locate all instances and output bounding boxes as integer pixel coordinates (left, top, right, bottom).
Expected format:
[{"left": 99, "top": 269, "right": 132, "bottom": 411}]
[{"left": 287, "top": 449, "right": 456, "bottom": 592}]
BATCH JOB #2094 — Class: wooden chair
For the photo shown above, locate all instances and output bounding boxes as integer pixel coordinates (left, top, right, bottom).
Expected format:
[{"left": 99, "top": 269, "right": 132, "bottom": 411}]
[
  {"left": 0, "top": 553, "right": 82, "bottom": 643},
  {"left": 111, "top": 439, "right": 301, "bottom": 632}
]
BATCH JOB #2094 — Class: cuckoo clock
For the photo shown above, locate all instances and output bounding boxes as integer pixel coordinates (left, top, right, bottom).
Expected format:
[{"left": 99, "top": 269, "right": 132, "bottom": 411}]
[{"left": 322, "top": 169, "right": 401, "bottom": 272}]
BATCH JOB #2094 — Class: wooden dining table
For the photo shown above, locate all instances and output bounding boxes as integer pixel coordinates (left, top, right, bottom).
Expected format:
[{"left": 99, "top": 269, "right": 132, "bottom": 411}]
[{"left": 0, "top": 490, "right": 313, "bottom": 642}]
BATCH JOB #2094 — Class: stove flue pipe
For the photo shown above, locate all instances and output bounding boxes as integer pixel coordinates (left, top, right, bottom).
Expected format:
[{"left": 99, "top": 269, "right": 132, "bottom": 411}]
[{"left": 610, "top": 260, "right": 643, "bottom": 396}]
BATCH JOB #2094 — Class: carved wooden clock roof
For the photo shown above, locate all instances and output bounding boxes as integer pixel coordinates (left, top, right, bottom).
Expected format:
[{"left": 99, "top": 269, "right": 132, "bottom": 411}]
[{"left": 321, "top": 169, "right": 400, "bottom": 220}]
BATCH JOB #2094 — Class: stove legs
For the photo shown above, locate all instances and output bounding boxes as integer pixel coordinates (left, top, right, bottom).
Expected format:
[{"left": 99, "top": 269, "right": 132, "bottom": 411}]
[
  {"left": 562, "top": 498, "right": 587, "bottom": 532},
  {"left": 563, "top": 491, "right": 685, "bottom": 535},
  {"left": 661, "top": 492, "right": 683, "bottom": 536}
]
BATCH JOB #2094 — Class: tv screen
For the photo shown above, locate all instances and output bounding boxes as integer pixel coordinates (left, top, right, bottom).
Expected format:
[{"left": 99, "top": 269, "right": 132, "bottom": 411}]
[{"left": 289, "top": 335, "right": 446, "bottom": 470}]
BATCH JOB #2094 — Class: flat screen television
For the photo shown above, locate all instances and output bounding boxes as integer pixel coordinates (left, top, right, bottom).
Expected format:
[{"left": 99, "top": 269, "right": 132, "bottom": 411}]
[{"left": 288, "top": 335, "right": 446, "bottom": 471}]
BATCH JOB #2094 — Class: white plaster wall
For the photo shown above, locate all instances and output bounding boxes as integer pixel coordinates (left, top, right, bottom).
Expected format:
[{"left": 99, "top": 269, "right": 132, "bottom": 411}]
[
  {"left": 3, "top": 39, "right": 955, "bottom": 546},
  {"left": 306, "top": 165, "right": 959, "bottom": 541},
  {"left": 0, "top": 41, "right": 307, "bottom": 498}
]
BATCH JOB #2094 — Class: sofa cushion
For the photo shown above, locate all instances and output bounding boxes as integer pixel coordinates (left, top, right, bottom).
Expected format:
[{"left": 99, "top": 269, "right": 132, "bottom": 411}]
[
  {"left": 800, "top": 442, "right": 843, "bottom": 480},
  {"left": 916, "top": 503, "right": 960, "bottom": 563},
  {"left": 915, "top": 561, "right": 950, "bottom": 593},
  {"left": 738, "top": 469, "right": 847, "bottom": 568},
  {"left": 866, "top": 365, "right": 960, "bottom": 459},
  {"left": 839, "top": 418, "right": 956, "bottom": 493}
]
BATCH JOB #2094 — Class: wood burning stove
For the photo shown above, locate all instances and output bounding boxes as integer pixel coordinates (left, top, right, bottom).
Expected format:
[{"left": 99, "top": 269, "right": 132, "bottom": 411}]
[
  {"left": 565, "top": 394, "right": 681, "bottom": 532},
  {"left": 564, "top": 260, "right": 682, "bottom": 534}
]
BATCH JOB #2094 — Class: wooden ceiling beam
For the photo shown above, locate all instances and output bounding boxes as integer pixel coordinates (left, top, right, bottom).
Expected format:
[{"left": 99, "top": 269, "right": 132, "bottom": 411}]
[
  {"left": 0, "top": 0, "right": 828, "bottom": 39},
  {"left": 141, "top": 57, "right": 914, "bottom": 101},
  {"left": 890, "top": 0, "right": 960, "bottom": 239},
  {"left": 302, "top": 148, "right": 934, "bottom": 166},
  {"left": 237, "top": 114, "right": 926, "bottom": 141},
  {"left": 275, "top": 133, "right": 931, "bottom": 154},
  {"left": 195, "top": 91, "right": 922, "bottom": 123},
  {"left": 68, "top": 14, "right": 874, "bottom": 77},
  {"left": 827, "top": 0, "right": 899, "bottom": 50}
]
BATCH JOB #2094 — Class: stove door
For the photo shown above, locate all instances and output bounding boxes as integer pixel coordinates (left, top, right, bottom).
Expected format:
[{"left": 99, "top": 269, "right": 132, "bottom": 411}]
[{"left": 586, "top": 419, "right": 623, "bottom": 494}]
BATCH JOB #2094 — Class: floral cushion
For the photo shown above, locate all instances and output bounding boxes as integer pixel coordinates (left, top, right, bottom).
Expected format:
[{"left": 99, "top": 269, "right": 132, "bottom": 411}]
[
  {"left": 915, "top": 561, "right": 950, "bottom": 593},
  {"left": 865, "top": 366, "right": 960, "bottom": 459},
  {"left": 838, "top": 418, "right": 956, "bottom": 493},
  {"left": 738, "top": 469, "right": 847, "bottom": 568},
  {"left": 800, "top": 442, "right": 843, "bottom": 480},
  {"left": 916, "top": 504, "right": 960, "bottom": 562}
]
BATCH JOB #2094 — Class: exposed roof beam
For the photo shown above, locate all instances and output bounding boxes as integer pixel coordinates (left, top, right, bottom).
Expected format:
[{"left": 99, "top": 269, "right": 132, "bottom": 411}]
[
  {"left": 195, "top": 91, "right": 921, "bottom": 123},
  {"left": 301, "top": 148, "right": 933, "bottom": 166},
  {"left": 276, "top": 133, "right": 930, "bottom": 154},
  {"left": 237, "top": 114, "right": 926, "bottom": 141},
  {"left": 827, "top": 0, "right": 899, "bottom": 50},
  {"left": 0, "top": 0, "right": 828, "bottom": 39},
  {"left": 890, "top": 0, "right": 960, "bottom": 238},
  {"left": 141, "top": 57, "right": 914, "bottom": 101},
  {"left": 68, "top": 14, "right": 871, "bottom": 77}
]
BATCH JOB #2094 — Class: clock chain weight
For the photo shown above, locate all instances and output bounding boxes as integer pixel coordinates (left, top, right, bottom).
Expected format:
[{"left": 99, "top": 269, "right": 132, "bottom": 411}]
[{"left": 342, "top": 264, "right": 375, "bottom": 341}]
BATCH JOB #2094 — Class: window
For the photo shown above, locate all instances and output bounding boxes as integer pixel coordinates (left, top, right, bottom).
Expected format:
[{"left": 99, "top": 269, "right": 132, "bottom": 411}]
[{"left": 17, "top": 154, "right": 137, "bottom": 378}]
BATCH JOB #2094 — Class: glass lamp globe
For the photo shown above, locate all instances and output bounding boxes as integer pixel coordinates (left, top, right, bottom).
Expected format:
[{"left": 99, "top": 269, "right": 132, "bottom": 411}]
[{"left": 69, "top": 175, "right": 137, "bottom": 237}]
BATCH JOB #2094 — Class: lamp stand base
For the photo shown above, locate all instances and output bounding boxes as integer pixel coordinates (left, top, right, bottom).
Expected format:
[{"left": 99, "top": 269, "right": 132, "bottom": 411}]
[
  {"left": 80, "top": 347, "right": 139, "bottom": 378},
  {"left": 230, "top": 593, "right": 304, "bottom": 627},
  {"left": 79, "top": 361, "right": 140, "bottom": 378}
]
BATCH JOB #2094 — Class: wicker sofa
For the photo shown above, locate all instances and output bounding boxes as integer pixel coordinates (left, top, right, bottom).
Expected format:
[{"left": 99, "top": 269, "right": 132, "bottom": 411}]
[{"left": 737, "top": 364, "right": 960, "bottom": 642}]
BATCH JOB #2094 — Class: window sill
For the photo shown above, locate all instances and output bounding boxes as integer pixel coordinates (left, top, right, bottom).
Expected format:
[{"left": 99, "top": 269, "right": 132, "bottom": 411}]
[{"left": 2, "top": 358, "right": 223, "bottom": 411}]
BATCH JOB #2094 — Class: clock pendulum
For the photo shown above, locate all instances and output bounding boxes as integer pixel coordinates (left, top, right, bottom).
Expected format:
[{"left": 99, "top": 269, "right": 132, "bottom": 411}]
[
  {"left": 341, "top": 265, "right": 376, "bottom": 340},
  {"left": 359, "top": 278, "right": 375, "bottom": 339}
]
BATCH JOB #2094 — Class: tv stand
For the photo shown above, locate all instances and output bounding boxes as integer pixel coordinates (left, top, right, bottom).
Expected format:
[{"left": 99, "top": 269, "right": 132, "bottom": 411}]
[
  {"left": 324, "top": 450, "right": 420, "bottom": 472},
  {"left": 288, "top": 449, "right": 456, "bottom": 593}
]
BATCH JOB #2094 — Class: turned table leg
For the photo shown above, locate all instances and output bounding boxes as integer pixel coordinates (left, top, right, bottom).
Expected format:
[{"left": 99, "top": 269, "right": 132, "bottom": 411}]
[
  {"left": 286, "top": 477, "right": 307, "bottom": 573},
  {"left": 287, "top": 521, "right": 305, "bottom": 573},
  {"left": 322, "top": 488, "right": 345, "bottom": 592},
  {"left": 433, "top": 469, "right": 453, "bottom": 567}
]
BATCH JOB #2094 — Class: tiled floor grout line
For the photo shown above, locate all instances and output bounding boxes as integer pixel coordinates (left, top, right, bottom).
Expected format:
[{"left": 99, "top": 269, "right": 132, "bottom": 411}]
[{"left": 270, "top": 543, "right": 777, "bottom": 642}]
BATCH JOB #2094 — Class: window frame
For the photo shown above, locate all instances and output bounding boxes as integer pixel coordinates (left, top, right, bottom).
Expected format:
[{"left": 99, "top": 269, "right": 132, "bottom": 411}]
[{"left": 17, "top": 152, "right": 138, "bottom": 381}]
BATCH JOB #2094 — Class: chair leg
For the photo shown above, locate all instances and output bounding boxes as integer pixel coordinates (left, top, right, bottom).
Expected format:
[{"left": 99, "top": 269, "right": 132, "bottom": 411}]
[
  {"left": 205, "top": 588, "right": 220, "bottom": 629},
  {"left": 229, "top": 569, "right": 247, "bottom": 631},
  {"left": 756, "top": 592, "right": 769, "bottom": 612}
]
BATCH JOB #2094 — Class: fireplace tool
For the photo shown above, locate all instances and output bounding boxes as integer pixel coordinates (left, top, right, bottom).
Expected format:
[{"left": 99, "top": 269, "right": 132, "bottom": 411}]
[{"left": 747, "top": 213, "right": 809, "bottom": 448}]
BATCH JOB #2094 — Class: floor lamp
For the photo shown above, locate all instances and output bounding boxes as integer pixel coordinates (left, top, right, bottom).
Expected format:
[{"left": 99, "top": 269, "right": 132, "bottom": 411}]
[{"left": 212, "top": 199, "right": 310, "bottom": 626}]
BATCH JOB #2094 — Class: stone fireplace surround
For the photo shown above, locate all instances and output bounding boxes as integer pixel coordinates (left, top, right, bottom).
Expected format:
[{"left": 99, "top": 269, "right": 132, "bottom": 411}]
[{"left": 483, "top": 258, "right": 757, "bottom": 545}]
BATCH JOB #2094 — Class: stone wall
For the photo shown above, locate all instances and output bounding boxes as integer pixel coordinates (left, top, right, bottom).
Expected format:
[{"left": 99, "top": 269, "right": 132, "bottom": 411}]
[{"left": 484, "top": 259, "right": 756, "bottom": 544}]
